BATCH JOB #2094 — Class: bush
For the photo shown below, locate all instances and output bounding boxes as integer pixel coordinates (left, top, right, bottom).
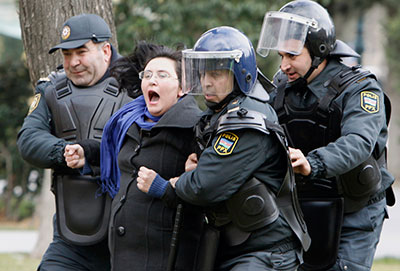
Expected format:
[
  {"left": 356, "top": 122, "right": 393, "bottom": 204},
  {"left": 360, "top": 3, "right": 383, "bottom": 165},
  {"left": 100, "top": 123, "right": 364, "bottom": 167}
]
[{"left": 15, "top": 197, "right": 35, "bottom": 221}]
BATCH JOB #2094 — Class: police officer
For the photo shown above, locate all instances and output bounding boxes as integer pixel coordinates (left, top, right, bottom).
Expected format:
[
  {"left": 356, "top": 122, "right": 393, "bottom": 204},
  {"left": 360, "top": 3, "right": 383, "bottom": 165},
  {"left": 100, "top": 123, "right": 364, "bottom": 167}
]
[
  {"left": 257, "top": 1, "right": 394, "bottom": 270},
  {"left": 137, "top": 26, "right": 310, "bottom": 271},
  {"left": 17, "top": 14, "right": 131, "bottom": 271}
]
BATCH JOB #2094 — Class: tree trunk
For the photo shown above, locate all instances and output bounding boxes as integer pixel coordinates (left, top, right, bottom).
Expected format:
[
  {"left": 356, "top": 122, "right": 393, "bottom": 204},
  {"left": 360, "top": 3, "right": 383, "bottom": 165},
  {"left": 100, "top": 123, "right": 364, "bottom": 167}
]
[
  {"left": 17, "top": 0, "right": 117, "bottom": 259},
  {"left": 30, "top": 169, "right": 54, "bottom": 258}
]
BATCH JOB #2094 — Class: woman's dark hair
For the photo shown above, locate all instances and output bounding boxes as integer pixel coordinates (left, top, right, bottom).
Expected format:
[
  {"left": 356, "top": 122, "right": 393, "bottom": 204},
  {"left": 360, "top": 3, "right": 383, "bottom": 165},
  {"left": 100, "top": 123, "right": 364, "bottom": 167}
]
[{"left": 111, "top": 41, "right": 182, "bottom": 98}]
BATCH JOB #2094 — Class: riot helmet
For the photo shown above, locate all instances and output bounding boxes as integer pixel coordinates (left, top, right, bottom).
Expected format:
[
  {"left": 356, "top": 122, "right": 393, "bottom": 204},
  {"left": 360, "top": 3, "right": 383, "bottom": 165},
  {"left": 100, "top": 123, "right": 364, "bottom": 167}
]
[
  {"left": 257, "top": 0, "right": 335, "bottom": 69},
  {"left": 182, "top": 26, "right": 257, "bottom": 97}
]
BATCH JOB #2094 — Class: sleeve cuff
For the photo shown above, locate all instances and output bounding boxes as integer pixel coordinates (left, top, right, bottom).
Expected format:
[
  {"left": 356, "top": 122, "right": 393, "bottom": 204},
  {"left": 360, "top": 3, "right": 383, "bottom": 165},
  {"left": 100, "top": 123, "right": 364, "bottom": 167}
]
[
  {"left": 79, "top": 161, "right": 93, "bottom": 175},
  {"left": 78, "top": 139, "right": 101, "bottom": 166},
  {"left": 307, "top": 152, "right": 326, "bottom": 178},
  {"left": 161, "top": 183, "right": 179, "bottom": 208},
  {"left": 148, "top": 174, "right": 168, "bottom": 198}
]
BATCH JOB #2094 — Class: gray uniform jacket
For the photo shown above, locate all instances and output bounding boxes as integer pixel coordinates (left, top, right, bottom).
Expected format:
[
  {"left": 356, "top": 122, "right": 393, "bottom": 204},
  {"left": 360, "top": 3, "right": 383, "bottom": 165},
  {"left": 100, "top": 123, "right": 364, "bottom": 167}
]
[{"left": 273, "top": 58, "right": 394, "bottom": 193}]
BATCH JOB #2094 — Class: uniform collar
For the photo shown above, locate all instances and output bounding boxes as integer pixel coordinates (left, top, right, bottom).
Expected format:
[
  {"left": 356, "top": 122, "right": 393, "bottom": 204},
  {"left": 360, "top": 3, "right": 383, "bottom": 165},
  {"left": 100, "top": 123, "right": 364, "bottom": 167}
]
[{"left": 307, "top": 58, "right": 343, "bottom": 98}]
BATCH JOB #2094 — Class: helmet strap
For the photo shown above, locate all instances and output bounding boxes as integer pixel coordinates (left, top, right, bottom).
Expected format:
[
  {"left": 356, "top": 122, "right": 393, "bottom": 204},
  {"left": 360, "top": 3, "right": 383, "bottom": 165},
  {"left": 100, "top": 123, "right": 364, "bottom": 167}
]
[
  {"left": 303, "top": 66, "right": 315, "bottom": 81},
  {"left": 286, "top": 57, "right": 318, "bottom": 89},
  {"left": 302, "top": 55, "right": 323, "bottom": 81}
]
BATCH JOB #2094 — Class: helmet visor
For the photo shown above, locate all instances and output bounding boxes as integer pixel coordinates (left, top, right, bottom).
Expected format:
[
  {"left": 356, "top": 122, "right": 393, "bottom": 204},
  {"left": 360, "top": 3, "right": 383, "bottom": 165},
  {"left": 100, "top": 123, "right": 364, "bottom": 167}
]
[
  {"left": 182, "top": 49, "right": 241, "bottom": 95},
  {"left": 257, "top": 11, "right": 317, "bottom": 57}
]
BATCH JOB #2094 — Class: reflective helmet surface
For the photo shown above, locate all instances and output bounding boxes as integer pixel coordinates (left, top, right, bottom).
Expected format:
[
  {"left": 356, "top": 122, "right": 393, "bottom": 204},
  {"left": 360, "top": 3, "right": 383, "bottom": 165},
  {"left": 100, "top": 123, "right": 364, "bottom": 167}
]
[
  {"left": 192, "top": 26, "right": 257, "bottom": 94},
  {"left": 280, "top": 0, "right": 336, "bottom": 60}
]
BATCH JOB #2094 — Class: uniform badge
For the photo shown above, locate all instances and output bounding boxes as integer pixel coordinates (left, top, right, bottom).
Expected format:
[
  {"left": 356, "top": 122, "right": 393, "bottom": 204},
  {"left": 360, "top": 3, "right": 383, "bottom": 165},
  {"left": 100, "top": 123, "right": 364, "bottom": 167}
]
[
  {"left": 27, "top": 94, "right": 41, "bottom": 115},
  {"left": 61, "top": 26, "right": 71, "bottom": 40},
  {"left": 360, "top": 91, "right": 379, "bottom": 113},
  {"left": 213, "top": 132, "right": 238, "bottom": 155}
]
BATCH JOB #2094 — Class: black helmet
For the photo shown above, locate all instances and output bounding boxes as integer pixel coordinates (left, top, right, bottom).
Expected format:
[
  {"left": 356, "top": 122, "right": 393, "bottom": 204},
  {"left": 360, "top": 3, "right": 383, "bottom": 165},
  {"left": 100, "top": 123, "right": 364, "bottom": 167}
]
[
  {"left": 281, "top": 0, "right": 335, "bottom": 63},
  {"left": 257, "top": 0, "right": 336, "bottom": 68}
]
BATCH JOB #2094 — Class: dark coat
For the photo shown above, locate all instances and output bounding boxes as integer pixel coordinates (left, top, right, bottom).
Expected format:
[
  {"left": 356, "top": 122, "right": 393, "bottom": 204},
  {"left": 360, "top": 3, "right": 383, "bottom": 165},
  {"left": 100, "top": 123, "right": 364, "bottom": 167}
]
[{"left": 109, "top": 95, "right": 204, "bottom": 271}]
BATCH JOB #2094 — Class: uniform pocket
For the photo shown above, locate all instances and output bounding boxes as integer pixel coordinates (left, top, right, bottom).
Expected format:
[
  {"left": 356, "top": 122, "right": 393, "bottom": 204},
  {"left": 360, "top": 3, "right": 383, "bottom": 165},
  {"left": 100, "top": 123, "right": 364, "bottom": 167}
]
[
  {"left": 335, "top": 257, "right": 370, "bottom": 271},
  {"left": 366, "top": 198, "right": 386, "bottom": 229}
]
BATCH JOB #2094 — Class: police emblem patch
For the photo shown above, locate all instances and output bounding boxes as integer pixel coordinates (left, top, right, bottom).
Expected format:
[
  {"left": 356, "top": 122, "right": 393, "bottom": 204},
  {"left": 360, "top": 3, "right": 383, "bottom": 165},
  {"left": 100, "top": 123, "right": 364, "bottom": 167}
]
[
  {"left": 28, "top": 93, "right": 41, "bottom": 115},
  {"left": 214, "top": 132, "right": 238, "bottom": 155},
  {"left": 61, "top": 26, "right": 71, "bottom": 40},
  {"left": 360, "top": 91, "right": 379, "bottom": 113}
]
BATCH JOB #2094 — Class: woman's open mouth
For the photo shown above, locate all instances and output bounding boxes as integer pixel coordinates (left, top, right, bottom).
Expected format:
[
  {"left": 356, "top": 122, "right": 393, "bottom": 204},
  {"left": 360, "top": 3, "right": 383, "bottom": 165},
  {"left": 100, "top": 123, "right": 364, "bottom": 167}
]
[{"left": 148, "top": 90, "right": 160, "bottom": 104}]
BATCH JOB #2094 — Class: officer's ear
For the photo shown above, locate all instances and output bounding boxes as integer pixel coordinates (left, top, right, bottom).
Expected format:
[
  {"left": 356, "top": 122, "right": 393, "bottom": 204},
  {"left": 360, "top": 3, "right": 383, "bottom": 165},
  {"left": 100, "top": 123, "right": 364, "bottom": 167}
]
[
  {"left": 177, "top": 87, "right": 184, "bottom": 98},
  {"left": 100, "top": 42, "right": 112, "bottom": 63}
]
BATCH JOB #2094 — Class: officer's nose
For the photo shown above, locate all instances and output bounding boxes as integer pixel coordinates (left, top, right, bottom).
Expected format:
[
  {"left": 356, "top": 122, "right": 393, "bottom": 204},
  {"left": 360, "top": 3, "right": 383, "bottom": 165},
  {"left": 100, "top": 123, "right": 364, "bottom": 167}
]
[
  {"left": 280, "top": 56, "right": 291, "bottom": 72},
  {"left": 69, "top": 54, "right": 81, "bottom": 67},
  {"left": 202, "top": 73, "right": 213, "bottom": 87}
]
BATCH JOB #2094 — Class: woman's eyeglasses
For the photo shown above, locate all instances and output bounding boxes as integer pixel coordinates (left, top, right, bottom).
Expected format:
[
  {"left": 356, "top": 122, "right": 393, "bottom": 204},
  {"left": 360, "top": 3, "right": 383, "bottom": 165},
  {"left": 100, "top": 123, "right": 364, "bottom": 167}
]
[{"left": 139, "top": 70, "right": 178, "bottom": 81}]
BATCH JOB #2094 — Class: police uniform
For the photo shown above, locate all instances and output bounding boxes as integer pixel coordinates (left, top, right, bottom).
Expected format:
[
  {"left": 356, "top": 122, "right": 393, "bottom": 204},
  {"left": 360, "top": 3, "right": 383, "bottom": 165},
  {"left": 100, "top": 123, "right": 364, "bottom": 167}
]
[
  {"left": 17, "top": 14, "right": 131, "bottom": 271},
  {"left": 175, "top": 88, "right": 306, "bottom": 271},
  {"left": 272, "top": 58, "right": 393, "bottom": 271},
  {"left": 256, "top": 1, "right": 394, "bottom": 269},
  {"left": 174, "top": 25, "right": 310, "bottom": 271}
]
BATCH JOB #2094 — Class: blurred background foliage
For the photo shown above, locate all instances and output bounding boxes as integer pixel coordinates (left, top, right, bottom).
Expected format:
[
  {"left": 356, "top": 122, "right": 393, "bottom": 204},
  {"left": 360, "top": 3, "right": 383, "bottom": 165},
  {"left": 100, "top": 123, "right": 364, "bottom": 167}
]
[
  {"left": 0, "top": 34, "right": 39, "bottom": 221},
  {"left": 114, "top": 0, "right": 288, "bottom": 77},
  {"left": 113, "top": 0, "right": 400, "bottom": 81}
]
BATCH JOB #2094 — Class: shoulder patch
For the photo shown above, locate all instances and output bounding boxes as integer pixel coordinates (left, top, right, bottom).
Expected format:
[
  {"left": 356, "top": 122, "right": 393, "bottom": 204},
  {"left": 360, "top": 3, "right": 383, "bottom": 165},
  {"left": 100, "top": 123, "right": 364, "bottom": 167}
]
[
  {"left": 27, "top": 93, "right": 41, "bottom": 115},
  {"left": 213, "top": 132, "right": 238, "bottom": 155},
  {"left": 360, "top": 91, "right": 379, "bottom": 113}
]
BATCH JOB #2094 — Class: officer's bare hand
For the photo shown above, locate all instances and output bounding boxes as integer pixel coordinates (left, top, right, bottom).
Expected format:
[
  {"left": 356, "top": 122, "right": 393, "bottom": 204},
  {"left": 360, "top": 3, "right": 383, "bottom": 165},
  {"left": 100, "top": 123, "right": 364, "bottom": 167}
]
[
  {"left": 64, "top": 144, "right": 85, "bottom": 169},
  {"left": 137, "top": 166, "right": 156, "bottom": 193},
  {"left": 169, "top": 177, "right": 179, "bottom": 188},
  {"left": 185, "top": 153, "right": 198, "bottom": 172},
  {"left": 289, "top": 147, "right": 311, "bottom": 176}
]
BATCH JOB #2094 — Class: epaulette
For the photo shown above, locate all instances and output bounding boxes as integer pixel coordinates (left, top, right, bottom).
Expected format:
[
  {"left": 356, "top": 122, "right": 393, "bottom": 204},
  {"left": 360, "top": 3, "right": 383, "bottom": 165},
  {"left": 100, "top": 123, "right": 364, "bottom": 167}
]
[{"left": 217, "top": 107, "right": 270, "bottom": 135}]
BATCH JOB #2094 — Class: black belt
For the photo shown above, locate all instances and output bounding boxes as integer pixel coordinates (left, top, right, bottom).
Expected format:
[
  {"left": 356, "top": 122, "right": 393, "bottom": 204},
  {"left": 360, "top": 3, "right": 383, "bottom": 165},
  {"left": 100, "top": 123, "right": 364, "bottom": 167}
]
[
  {"left": 267, "top": 237, "right": 300, "bottom": 253},
  {"left": 367, "top": 190, "right": 386, "bottom": 205}
]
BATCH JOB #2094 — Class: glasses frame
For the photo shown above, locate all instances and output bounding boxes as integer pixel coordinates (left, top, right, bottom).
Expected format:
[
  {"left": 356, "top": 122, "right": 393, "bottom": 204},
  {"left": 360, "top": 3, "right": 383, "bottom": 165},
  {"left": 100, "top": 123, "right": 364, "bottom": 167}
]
[{"left": 139, "top": 70, "right": 178, "bottom": 81}]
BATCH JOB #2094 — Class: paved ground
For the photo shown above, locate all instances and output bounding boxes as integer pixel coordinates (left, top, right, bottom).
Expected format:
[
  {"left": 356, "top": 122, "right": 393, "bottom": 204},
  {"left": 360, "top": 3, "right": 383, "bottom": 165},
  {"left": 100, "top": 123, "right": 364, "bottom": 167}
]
[
  {"left": 0, "top": 188, "right": 399, "bottom": 258},
  {"left": 374, "top": 185, "right": 400, "bottom": 258},
  {"left": 0, "top": 230, "right": 37, "bottom": 253}
]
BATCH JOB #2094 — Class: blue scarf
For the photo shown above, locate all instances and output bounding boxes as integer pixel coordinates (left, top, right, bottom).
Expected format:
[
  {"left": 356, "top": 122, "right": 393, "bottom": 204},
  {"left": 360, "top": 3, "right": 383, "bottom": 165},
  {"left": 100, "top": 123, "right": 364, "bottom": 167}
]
[{"left": 100, "top": 95, "right": 161, "bottom": 198}]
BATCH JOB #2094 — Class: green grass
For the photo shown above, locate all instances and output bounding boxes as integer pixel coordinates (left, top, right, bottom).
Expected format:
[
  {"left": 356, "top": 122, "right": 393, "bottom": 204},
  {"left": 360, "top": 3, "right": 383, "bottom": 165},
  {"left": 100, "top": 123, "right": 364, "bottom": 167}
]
[
  {"left": 0, "top": 254, "right": 40, "bottom": 271},
  {"left": 372, "top": 257, "right": 400, "bottom": 271}
]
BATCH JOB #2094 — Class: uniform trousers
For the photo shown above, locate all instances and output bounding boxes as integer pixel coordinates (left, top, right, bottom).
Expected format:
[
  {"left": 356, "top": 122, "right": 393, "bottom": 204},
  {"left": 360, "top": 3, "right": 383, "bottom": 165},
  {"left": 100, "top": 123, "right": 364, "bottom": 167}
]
[
  {"left": 327, "top": 198, "right": 386, "bottom": 271},
  {"left": 217, "top": 241, "right": 303, "bottom": 271},
  {"left": 37, "top": 215, "right": 110, "bottom": 271}
]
